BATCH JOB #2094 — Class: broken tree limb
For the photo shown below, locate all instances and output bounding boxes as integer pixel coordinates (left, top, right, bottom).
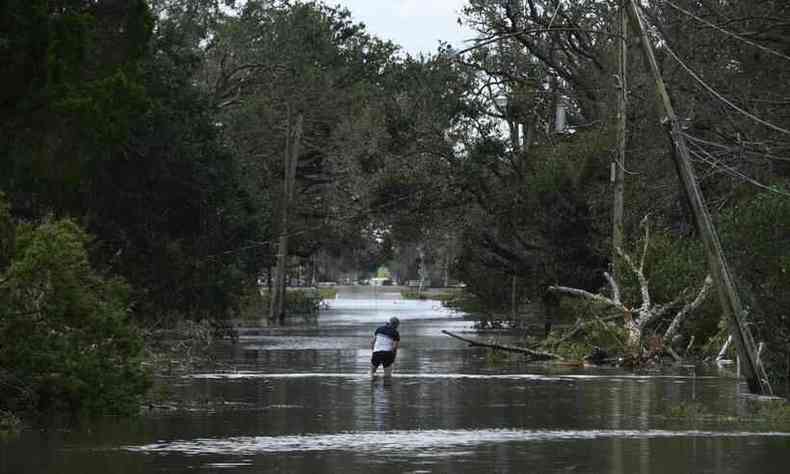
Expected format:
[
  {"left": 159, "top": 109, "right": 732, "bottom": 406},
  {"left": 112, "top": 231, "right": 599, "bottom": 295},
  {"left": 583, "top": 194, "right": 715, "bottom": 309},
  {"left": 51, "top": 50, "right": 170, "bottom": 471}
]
[
  {"left": 547, "top": 285, "right": 630, "bottom": 314},
  {"left": 442, "top": 330, "right": 560, "bottom": 360},
  {"left": 717, "top": 335, "right": 733, "bottom": 361},
  {"left": 603, "top": 272, "right": 621, "bottom": 306},
  {"left": 664, "top": 275, "right": 714, "bottom": 342},
  {"left": 666, "top": 345, "right": 683, "bottom": 362},
  {"left": 550, "top": 220, "right": 714, "bottom": 350},
  {"left": 553, "top": 314, "right": 623, "bottom": 346},
  {"left": 618, "top": 244, "right": 651, "bottom": 313}
]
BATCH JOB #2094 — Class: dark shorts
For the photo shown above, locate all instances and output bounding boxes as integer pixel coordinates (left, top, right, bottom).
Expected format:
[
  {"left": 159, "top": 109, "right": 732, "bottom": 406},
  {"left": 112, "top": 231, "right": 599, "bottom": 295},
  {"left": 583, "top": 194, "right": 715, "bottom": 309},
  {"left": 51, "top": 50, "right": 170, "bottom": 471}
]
[{"left": 371, "top": 351, "right": 396, "bottom": 368}]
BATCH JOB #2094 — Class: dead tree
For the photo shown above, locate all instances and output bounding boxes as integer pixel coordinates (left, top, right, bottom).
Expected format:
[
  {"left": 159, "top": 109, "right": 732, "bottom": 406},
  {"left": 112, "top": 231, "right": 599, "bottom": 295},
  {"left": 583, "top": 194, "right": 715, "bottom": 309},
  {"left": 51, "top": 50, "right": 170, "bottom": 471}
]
[{"left": 550, "top": 219, "right": 713, "bottom": 356}]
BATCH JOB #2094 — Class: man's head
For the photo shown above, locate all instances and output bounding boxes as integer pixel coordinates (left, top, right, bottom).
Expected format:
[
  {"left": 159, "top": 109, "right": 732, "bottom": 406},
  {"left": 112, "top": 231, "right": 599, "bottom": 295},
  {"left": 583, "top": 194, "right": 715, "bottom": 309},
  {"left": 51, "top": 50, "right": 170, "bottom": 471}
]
[{"left": 388, "top": 316, "right": 400, "bottom": 329}]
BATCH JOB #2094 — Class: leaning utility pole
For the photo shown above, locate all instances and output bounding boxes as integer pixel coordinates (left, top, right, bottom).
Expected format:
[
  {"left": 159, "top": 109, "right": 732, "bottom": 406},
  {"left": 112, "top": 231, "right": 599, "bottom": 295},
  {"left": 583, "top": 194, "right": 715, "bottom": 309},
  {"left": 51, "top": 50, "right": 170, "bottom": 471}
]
[
  {"left": 625, "top": 0, "right": 770, "bottom": 394},
  {"left": 269, "top": 111, "right": 304, "bottom": 324},
  {"left": 611, "top": 2, "right": 628, "bottom": 277}
]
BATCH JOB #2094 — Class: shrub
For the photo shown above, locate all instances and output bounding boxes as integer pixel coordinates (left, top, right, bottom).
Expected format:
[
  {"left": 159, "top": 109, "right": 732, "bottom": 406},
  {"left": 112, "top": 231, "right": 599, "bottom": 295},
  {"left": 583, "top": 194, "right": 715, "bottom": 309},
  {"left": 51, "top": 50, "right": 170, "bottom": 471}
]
[
  {"left": 719, "top": 189, "right": 790, "bottom": 387},
  {"left": 0, "top": 214, "right": 149, "bottom": 415},
  {"left": 239, "top": 288, "right": 325, "bottom": 321}
]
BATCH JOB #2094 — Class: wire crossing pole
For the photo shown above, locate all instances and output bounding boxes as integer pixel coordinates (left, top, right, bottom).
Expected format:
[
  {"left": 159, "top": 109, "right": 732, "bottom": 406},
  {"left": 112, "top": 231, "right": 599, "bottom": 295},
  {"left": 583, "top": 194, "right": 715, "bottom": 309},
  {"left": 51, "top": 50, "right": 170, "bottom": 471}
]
[{"left": 625, "top": 0, "right": 770, "bottom": 394}]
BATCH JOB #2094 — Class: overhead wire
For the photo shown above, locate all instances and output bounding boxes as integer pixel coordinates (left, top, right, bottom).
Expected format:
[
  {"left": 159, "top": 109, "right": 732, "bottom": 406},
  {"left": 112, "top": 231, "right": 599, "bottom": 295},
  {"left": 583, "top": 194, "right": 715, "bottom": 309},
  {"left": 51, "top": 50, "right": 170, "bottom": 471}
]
[
  {"left": 659, "top": 39, "right": 790, "bottom": 136},
  {"left": 686, "top": 137, "right": 790, "bottom": 197},
  {"left": 662, "top": 0, "right": 790, "bottom": 64}
]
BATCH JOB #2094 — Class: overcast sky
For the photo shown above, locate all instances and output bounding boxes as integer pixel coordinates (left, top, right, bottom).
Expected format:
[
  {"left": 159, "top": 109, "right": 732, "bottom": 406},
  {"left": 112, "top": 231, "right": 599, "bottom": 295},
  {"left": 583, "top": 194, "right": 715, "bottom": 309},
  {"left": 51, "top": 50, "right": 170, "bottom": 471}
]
[{"left": 328, "top": 0, "right": 475, "bottom": 56}]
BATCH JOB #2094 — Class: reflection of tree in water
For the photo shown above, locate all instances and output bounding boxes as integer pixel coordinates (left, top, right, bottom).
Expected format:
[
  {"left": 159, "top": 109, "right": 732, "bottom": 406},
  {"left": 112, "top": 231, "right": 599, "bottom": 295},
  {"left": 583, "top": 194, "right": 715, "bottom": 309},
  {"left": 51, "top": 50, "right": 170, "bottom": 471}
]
[{"left": 372, "top": 378, "right": 394, "bottom": 431}]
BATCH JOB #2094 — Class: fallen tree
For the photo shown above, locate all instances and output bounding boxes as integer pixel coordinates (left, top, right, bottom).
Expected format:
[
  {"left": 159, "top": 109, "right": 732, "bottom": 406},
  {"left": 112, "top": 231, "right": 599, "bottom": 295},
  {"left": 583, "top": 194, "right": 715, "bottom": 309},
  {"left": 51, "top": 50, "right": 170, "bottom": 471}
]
[
  {"left": 442, "top": 330, "right": 561, "bottom": 361},
  {"left": 549, "top": 220, "right": 714, "bottom": 360}
]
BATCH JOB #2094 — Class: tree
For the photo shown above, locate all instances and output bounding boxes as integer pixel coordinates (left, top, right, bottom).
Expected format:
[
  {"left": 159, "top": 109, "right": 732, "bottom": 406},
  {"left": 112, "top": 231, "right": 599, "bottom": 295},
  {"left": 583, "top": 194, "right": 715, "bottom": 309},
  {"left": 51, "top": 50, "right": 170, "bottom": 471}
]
[{"left": 0, "top": 203, "right": 148, "bottom": 414}]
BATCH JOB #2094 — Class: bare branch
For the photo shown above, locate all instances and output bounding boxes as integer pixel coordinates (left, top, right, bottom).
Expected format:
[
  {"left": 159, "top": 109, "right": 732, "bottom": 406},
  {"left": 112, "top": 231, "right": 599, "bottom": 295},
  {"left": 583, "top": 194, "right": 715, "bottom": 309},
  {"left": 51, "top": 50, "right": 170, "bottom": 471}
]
[
  {"left": 617, "top": 246, "right": 650, "bottom": 311},
  {"left": 548, "top": 285, "right": 630, "bottom": 313},
  {"left": 664, "top": 275, "right": 714, "bottom": 342},
  {"left": 442, "top": 330, "right": 560, "bottom": 360},
  {"left": 603, "top": 271, "right": 621, "bottom": 304}
]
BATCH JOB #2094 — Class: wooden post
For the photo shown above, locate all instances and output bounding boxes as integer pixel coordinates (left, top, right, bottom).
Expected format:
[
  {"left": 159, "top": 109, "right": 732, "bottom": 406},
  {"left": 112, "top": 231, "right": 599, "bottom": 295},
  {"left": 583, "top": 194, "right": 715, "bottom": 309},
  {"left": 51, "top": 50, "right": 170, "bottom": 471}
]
[
  {"left": 269, "top": 112, "right": 304, "bottom": 323},
  {"left": 612, "top": 2, "right": 628, "bottom": 277},
  {"left": 625, "top": 0, "right": 769, "bottom": 394},
  {"left": 511, "top": 274, "right": 517, "bottom": 321}
]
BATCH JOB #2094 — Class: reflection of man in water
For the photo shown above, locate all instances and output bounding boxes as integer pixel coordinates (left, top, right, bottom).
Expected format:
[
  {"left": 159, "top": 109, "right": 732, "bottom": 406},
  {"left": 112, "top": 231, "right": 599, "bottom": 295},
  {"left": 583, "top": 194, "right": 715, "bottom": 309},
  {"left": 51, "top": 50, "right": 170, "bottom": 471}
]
[
  {"left": 372, "top": 376, "right": 393, "bottom": 431},
  {"left": 370, "top": 317, "right": 400, "bottom": 377}
]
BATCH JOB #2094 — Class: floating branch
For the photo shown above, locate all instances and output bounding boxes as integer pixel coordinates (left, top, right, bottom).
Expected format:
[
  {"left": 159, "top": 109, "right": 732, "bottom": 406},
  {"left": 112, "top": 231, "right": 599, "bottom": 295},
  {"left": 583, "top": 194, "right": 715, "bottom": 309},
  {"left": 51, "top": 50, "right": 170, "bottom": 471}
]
[{"left": 442, "top": 330, "right": 560, "bottom": 360}]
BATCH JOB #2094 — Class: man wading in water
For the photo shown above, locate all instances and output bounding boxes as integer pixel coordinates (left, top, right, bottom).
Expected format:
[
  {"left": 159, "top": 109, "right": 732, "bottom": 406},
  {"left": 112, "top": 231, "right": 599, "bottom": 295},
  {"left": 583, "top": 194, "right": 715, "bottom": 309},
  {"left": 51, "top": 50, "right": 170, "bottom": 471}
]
[{"left": 371, "top": 317, "right": 400, "bottom": 377}]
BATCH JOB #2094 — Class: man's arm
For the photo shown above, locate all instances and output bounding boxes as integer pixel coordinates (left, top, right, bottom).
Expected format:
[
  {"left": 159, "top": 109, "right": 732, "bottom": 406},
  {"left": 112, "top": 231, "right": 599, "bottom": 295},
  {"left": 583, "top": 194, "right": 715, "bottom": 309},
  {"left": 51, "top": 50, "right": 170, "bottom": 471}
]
[
  {"left": 370, "top": 335, "right": 376, "bottom": 350},
  {"left": 393, "top": 340, "right": 399, "bottom": 353}
]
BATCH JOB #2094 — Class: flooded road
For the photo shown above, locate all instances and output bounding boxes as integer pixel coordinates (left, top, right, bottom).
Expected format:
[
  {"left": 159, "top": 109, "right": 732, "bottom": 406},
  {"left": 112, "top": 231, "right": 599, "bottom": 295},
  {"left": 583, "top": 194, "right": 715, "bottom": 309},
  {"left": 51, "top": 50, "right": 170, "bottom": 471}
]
[{"left": 2, "top": 287, "right": 788, "bottom": 473}]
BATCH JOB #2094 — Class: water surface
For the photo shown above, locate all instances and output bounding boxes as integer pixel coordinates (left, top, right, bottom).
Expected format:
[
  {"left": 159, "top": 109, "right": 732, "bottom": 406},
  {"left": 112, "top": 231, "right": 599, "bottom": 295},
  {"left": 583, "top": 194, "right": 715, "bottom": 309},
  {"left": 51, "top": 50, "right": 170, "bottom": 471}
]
[{"left": 1, "top": 287, "right": 787, "bottom": 473}]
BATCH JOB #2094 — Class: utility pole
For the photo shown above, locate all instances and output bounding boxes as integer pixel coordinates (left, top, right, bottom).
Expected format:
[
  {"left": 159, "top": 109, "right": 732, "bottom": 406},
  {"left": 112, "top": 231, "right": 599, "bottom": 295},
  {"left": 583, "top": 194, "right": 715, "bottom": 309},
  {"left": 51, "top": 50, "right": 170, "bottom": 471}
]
[
  {"left": 269, "top": 110, "right": 304, "bottom": 324},
  {"left": 625, "top": 0, "right": 770, "bottom": 394},
  {"left": 612, "top": 1, "right": 628, "bottom": 277}
]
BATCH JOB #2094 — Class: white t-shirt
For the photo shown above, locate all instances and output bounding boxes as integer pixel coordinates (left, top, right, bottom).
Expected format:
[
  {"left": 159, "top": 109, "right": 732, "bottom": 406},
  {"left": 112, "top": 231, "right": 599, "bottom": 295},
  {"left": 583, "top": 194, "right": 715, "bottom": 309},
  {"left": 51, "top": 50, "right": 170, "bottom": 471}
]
[{"left": 373, "top": 325, "right": 400, "bottom": 352}]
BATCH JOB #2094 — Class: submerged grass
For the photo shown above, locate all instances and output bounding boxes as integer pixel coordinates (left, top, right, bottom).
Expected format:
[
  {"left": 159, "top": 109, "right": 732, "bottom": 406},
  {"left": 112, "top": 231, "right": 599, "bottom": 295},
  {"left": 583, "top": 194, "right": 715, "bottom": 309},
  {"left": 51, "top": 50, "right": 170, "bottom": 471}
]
[
  {"left": 401, "top": 288, "right": 460, "bottom": 301},
  {"left": 664, "top": 400, "right": 790, "bottom": 428}
]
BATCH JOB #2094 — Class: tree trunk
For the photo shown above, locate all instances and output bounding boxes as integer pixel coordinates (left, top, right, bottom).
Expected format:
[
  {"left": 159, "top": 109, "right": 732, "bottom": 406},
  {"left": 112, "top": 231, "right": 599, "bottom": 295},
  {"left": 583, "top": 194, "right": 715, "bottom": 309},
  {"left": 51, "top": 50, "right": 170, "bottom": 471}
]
[{"left": 269, "top": 112, "right": 304, "bottom": 323}]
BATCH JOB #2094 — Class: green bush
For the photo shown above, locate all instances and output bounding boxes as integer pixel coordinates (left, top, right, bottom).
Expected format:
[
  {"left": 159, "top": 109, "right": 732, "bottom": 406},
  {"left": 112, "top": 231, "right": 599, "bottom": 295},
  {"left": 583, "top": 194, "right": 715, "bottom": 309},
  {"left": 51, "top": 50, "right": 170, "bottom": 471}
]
[
  {"left": 0, "top": 213, "right": 149, "bottom": 415},
  {"left": 240, "top": 288, "right": 325, "bottom": 321},
  {"left": 0, "top": 410, "right": 22, "bottom": 439},
  {"left": 719, "top": 189, "right": 790, "bottom": 387}
]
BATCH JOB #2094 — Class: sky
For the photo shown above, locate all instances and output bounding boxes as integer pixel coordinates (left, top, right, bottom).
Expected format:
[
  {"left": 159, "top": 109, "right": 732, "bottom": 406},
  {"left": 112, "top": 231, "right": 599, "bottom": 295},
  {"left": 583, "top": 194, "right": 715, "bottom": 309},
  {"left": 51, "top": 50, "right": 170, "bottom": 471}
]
[{"left": 328, "top": 0, "right": 476, "bottom": 56}]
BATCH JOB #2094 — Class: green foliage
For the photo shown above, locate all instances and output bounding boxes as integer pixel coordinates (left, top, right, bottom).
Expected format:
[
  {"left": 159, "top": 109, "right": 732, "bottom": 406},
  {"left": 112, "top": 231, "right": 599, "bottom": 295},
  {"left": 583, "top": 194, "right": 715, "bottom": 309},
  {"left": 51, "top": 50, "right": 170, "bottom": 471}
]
[
  {"left": 241, "top": 289, "right": 324, "bottom": 321},
  {"left": 1, "top": 1, "right": 154, "bottom": 214},
  {"left": 719, "top": 190, "right": 790, "bottom": 384},
  {"left": 0, "top": 410, "right": 22, "bottom": 439},
  {"left": 0, "top": 194, "right": 13, "bottom": 269},
  {"left": 0, "top": 214, "right": 149, "bottom": 415},
  {"left": 485, "top": 349, "right": 512, "bottom": 366},
  {"left": 401, "top": 289, "right": 429, "bottom": 300},
  {"left": 665, "top": 400, "right": 790, "bottom": 429},
  {"left": 618, "top": 229, "right": 706, "bottom": 304},
  {"left": 666, "top": 402, "right": 711, "bottom": 420},
  {"left": 615, "top": 228, "right": 718, "bottom": 344},
  {"left": 550, "top": 341, "right": 592, "bottom": 362},
  {"left": 543, "top": 298, "right": 628, "bottom": 360},
  {"left": 318, "top": 287, "right": 338, "bottom": 300},
  {"left": 401, "top": 289, "right": 461, "bottom": 302},
  {"left": 441, "top": 282, "right": 508, "bottom": 318},
  {"left": 754, "top": 400, "right": 790, "bottom": 425}
]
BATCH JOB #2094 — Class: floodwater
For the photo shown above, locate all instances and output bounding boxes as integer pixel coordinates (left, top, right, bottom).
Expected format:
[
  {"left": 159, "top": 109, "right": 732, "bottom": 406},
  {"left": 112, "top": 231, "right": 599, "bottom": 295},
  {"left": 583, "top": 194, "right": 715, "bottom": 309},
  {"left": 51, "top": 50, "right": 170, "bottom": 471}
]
[{"left": 2, "top": 286, "right": 788, "bottom": 473}]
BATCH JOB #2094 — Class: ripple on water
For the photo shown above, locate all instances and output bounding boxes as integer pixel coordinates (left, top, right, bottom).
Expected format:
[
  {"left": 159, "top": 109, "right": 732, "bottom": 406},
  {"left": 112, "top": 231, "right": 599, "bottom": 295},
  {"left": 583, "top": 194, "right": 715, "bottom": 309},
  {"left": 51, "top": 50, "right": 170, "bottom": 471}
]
[
  {"left": 185, "top": 372, "right": 717, "bottom": 382},
  {"left": 124, "top": 428, "right": 790, "bottom": 456}
]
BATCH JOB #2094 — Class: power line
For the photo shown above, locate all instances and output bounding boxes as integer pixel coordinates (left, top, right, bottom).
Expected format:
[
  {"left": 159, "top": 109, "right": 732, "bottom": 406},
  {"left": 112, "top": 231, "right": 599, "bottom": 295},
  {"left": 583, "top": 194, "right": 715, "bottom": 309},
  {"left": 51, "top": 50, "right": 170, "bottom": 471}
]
[
  {"left": 659, "top": 39, "right": 790, "bottom": 136},
  {"left": 662, "top": 0, "right": 790, "bottom": 64},
  {"left": 686, "top": 138, "right": 790, "bottom": 198}
]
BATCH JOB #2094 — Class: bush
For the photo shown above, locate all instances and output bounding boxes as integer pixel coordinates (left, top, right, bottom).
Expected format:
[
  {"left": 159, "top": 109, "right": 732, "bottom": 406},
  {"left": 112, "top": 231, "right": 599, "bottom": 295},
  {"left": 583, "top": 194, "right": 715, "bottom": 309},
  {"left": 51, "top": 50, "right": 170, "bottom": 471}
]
[
  {"left": 719, "top": 189, "right": 790, "bottom": 388},
  {"left": 0, "top": 213, "right": 149, "bottom": 415},
  {"left": 239, "top": 288, "right": 325, "bottom": 321}
]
